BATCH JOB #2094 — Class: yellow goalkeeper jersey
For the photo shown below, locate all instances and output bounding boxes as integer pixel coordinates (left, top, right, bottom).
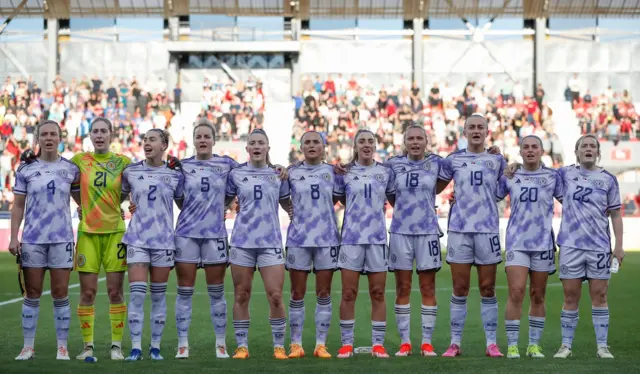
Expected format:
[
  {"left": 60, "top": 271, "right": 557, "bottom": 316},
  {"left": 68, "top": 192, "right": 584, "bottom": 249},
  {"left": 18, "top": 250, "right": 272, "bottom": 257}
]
[{"left": 71, "top": 151, "right": 132, "bottom": 233}]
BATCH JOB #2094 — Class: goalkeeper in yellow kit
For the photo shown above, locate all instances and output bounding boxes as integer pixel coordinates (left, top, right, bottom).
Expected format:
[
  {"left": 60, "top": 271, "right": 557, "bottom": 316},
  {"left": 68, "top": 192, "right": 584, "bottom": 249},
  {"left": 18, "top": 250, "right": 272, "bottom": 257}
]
[{"left": 72, "top": 118, "right": 131, "bottom": 361}]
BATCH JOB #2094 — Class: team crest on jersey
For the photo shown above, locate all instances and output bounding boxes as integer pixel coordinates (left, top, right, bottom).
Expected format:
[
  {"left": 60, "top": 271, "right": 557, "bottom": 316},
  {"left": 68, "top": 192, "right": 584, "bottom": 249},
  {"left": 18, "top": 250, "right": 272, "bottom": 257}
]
[
  {"left": 162, "top": 176, "right": 171, "bottom": 184},
  {"left": 106, "top": 161, "right": 116, "bottom": 170},
  {"left": 267, "top": 175, "right": 278, "bottom": 184},
  {"left": 375, "top": 174, "right": 386, "bottom": 182},
  {"left": 538, "top": 178, "right": 547, "bottom": 185},
  {"left": 593, "top": 179, "right": 605, "bottom": 188},
  {"left": 77, "top": 254, "right": 86, "bottom": 267},
  {"left": 506, "top": 251, "right": 515, "bottom": 261},
  {"left": 423, "top": 162, "right": 432, "bottom": 171},
  {"left": 58, "top": 170, "right": 69, "bottom": 177},
  {"left": 560, "top": 264, "right": 568, "bottom": 275},
  {"left": 322, "top": 173, "right": 331, "bottom": 181},
  {"left": 485, "top": 160, "right": 494, "bottom": 169}
]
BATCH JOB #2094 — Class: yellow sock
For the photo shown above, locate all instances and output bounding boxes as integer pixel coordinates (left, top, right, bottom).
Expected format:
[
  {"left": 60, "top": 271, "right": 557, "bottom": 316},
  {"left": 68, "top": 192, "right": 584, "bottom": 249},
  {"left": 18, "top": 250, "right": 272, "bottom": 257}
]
[
  {"left": 109, "top": 303, "right": 127, "bottom": 346},
  {"left": 77, "top": 305, "right": 95, "bottom": 346}
]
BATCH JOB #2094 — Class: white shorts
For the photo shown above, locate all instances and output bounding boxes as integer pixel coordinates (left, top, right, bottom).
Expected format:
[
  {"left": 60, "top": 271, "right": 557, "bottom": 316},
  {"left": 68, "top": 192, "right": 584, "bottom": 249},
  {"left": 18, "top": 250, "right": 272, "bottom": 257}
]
[
  {"left": 20, "top": 242, "right": 74, "bottom": 269},
  {"left": 338, "top": 244, "right": 388, "bottom": 273},
  {"left": 286, "top": 246, "right": 339, "bottom": 272},
  {"left": 229, "top": 247, "right": 284, "bottom": 269},
  {"left": 446, "top": 232, "right": 502, "bottom": 266},
  {"left": 175, "top": 236, "right": 228, "bottom": 265},
  {"left": 389, "top": 233, "right": 442, "bottom": 272},
  {"left": 505, "top": 249, "right": 556, "bottom": 274},
  {"left": 126, "top": 245, "right": 174, "bottom": 267},
  {"left": 559, "top": 246, "right": 611, "bottom": 280}
]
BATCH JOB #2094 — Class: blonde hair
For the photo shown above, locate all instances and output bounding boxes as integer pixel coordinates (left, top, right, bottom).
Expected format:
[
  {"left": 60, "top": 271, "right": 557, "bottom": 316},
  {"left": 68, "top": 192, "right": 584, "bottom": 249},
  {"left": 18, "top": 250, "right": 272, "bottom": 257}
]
[
  {"left": 574, "top": 134, "right": 601, "bottom": 165},
  {"left": 248, "top": 129, "right": 272, "bottom": 166},
  {"left": 403, "top": 125, "right": 428, "bottom": 155},
  {"left": 463, "top": 113, "right": 487, "bottom": 128},
  {"left": 350, "top": 129, "right": 376, "bottom": 164}
]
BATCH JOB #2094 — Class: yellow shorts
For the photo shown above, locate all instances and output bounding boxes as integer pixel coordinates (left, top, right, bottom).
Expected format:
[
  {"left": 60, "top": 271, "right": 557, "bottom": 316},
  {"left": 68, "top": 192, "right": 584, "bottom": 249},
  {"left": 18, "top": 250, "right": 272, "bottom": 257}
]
[{"left": 76, "top": 231, "right": 127, "bottom": 273}]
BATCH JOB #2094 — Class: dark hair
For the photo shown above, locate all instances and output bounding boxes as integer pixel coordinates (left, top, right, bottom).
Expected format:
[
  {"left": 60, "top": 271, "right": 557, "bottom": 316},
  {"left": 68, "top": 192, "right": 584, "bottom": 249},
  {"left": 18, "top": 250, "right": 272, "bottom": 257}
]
[
  {"left": 35, "top": 120, "right": 62, "bottom": 157},
  {"left": 403, "top": 125, "right": 428, "bottom": 156},
  {"left": 574, "top": 134, "right": 600, "bottom": 165},
  {"left": 193, "top": 118, "right": 216, "bottom": 141},
  {"left": 350, "top": 129, "right": 375, "bottom": 164},
  {"left": 248, "top": 129, "right": 272, "bottom": 166},
  {"left": 90, "top": 117, "right": 113, "bottom": 134}
]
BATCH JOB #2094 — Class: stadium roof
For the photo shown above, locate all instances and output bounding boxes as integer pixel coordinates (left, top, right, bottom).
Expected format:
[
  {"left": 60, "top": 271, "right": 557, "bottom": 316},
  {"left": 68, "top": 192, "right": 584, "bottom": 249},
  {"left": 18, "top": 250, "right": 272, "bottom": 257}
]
[{"left": 1, "top": 0, "right": 640, "bottom": 19}]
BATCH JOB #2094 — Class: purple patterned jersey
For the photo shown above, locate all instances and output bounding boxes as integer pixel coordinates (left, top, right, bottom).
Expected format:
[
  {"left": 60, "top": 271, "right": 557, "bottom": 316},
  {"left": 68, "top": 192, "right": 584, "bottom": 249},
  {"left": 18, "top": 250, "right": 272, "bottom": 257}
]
[
  {"left": 121, "top": 161, "right": 185, "bottom": 249},
  {"left": 286, "top": 162, "right": 339, "bottom": 247},
  {"left": 226, "top": 164, "right": 291, "bottom": 249},
  {"left": 175, "top": 155, "right": 239, "bottom": 238},
  {"left": 438, "top": 150, "right": 506, "bottom": 233},
  {"left": 387, "top": 154, "right": 443, "bottom": 235},
  {"left": 556, "top": 166, "right": 621, "bottom": 252},
  {"left": 14, "top": 158, "right": 80, "bottom": 244},
  {"left": 333, "top": 162, "right": 395, "bottom": 245},
  {"left": 496, "top": 167, "right": 563, "bottom": 252}
]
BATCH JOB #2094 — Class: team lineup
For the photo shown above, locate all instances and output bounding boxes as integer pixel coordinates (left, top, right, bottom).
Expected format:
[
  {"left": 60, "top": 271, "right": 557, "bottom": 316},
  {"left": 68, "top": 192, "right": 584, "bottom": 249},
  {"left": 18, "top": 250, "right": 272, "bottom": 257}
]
[{"left": 8, "top": 114, "right": 624, "bottom": 362}]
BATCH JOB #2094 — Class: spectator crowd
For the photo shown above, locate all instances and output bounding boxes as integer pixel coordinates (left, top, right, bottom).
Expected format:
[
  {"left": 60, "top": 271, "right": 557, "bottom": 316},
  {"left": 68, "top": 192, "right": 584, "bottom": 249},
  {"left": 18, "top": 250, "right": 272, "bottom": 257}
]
[
  {"left": 0, "top": 73, "right": 264, "bottom": 213},
  {"left": 290, "top": 73, "right": 574, "bottom": 217},
  {"left": 566, "top": 74, "right": 639, "bottom": 143}
]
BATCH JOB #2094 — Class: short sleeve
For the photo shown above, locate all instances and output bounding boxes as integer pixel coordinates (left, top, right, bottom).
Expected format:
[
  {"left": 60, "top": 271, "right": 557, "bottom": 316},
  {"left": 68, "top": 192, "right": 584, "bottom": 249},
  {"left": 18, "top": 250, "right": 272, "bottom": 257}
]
[
  {"left": 333, "top": 174, "right": 345, "bottom": 197},
  {"left": 438, "top": 156, "right": 453, "bottom": 181},
  {"left": 607, "top": 175, "right": 622, "bottom": 211},
  {"left": 71, "top": 166, "right": 81, "bottom": 192},
  {"left": 13, "top": 167, "right": 27, "bottom": 195},
  {"left": 386, "top": 168, "right": 396, "bottom": 195},
  {"left": 226, "top": 172, "right": 238, "bottom": 198},
  {"left": 121, "top": 168, "right": 131, "bottom": 194},
  {"left": 174, "top": 174, "right": 185, "bottom": 199},
  {"left": 553, "top": 172, "right": 564, "bottom": 201},
  {"left": 279, "top": 179, "right": 291, "bottom": 200},
  {"left": 498, "top": 156, "right": 507, "bottom": 178},
  {"left": 495, "top": 175, "right": 508, "bottom": 200}
]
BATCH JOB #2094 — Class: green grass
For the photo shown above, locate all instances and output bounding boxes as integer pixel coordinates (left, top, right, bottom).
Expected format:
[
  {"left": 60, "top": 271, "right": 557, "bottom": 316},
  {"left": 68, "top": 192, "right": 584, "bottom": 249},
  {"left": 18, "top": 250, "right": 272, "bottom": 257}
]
[{"left": 0, "top": 252, "right": 639, "bottom": 373}]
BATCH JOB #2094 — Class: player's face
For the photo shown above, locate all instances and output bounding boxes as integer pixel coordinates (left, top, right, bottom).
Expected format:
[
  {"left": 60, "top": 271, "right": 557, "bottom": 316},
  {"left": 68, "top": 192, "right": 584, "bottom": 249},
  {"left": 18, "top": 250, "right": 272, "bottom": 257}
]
[
  {"left": 463, "top": 117, "right": 488, "bottom": 147},
  {"left": 194, "top": 126, "right": 214, "bottom": 156},
  {"left": 143, "top": 131, "right": 166, "bottom": 159},
  {"left": 576, "top": 136, "right": 600, "bottom": 167},
  {"left": 355, "top": 132, "right": 376, "bottom": 163},
  {"left": 301, "top": 132, "right": 324, "bottom": 161},
  {"left": 520, "top": 137, "right": 543, "bottom": 165},
  {"left": 90, "top": 121, "right": 111, "bottom": 152},
  {"left": 246, "top": 133, "right": 270, "bottom": 164},
  {"left": 404, "top": 127, "right": 427, "bottom": 158},
  {"left": 38, "top": 123, "right": 61, "bottom": 154}
]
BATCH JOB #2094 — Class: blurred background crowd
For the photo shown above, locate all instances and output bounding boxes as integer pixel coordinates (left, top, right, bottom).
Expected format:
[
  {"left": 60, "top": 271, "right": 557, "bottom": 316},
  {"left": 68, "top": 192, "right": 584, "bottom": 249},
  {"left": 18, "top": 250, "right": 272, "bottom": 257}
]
[{"left": 0, "top": 73, "right": 638, "bottom": 217}]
